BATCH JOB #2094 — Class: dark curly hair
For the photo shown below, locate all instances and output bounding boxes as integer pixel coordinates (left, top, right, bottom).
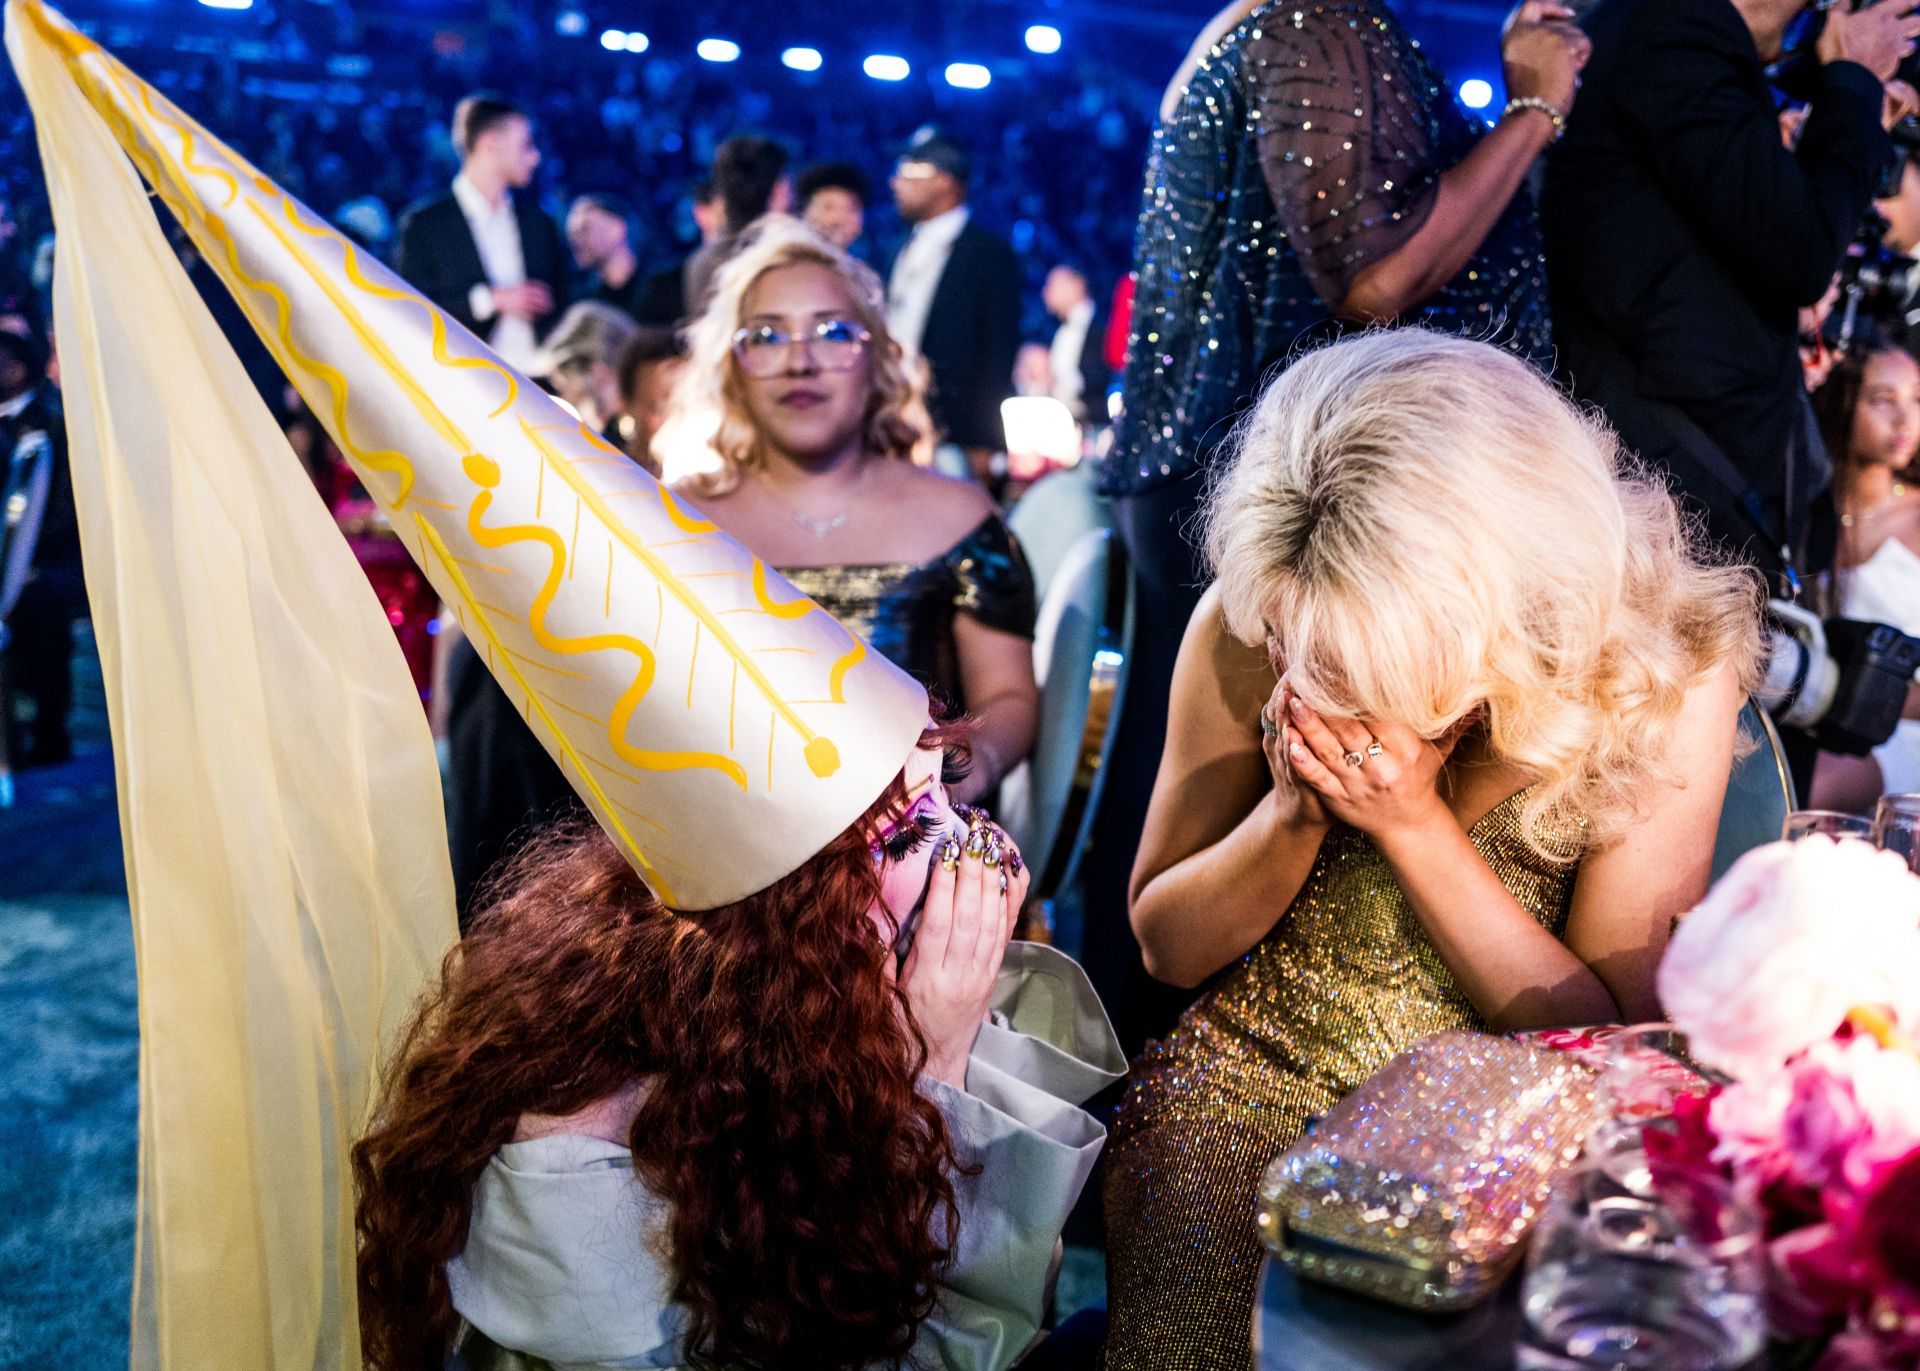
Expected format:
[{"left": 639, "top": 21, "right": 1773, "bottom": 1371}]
[{"left": 352, "top": 758, "right": 961, "bottom": 1370}]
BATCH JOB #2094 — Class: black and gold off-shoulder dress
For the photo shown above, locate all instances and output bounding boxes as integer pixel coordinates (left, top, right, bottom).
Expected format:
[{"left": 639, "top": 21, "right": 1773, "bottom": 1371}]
[{"left": 779, "top": 511, "right": 1036, "bottom": 714}]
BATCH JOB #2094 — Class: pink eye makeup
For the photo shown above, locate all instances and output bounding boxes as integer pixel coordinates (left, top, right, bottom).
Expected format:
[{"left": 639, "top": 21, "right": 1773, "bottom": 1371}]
[{"left": 872, "top": 795, "right": 941, "bottom": 863}]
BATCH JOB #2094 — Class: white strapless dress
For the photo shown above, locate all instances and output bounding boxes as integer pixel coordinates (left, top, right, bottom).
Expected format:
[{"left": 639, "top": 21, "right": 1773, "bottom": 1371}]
[{"left": 1842, "top": 537, "right": 1920, "bottom": 794}]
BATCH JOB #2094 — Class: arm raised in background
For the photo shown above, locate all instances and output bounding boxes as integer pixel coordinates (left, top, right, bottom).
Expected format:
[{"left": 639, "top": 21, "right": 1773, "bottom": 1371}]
[{"left": 1247, "top": 0, "right": 1589, "bottom": 321}]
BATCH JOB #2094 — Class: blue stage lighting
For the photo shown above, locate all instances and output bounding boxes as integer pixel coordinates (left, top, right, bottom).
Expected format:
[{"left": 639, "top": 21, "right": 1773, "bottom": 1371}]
[
  {"left": 698, "top": 38, "right": 742, "bottom": 62},
  {"left": 622, "top": 31, "right": 650, "bottom": 53},
  {"left": 945, "top": 62, "right": 991, "bottom": 89},
  {"left": 863, "top": 54, "right": 910, "bottom": 81},
  {"left": 198, "top": 0, "right": 254, "bottom": 10},
  {"left": 1025, "top": 24, "right": 1062, "bottom": 54},
  {"left": 1459, "top": 78, "right": 1494, "bottom": 109},
  {"left": 782, "top": 47, "right": 824, "bottom": 71},
  {"left": 554, "top": 10, "right": 588, "bottom": 37},
  {"left": 599, "top": 29, "right": 625, "bottom": 50}
]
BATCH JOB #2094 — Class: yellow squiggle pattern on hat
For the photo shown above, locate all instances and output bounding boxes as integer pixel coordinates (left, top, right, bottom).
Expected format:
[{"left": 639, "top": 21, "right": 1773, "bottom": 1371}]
[
  {"left": 462, "top": 452, "right": 752, "bottom": 790},
  {"left": 413, "top": 510, "right": 674, "bottom": 901},
  {"left": 518, "top": 419, "right": 845, "bottom": 780}
]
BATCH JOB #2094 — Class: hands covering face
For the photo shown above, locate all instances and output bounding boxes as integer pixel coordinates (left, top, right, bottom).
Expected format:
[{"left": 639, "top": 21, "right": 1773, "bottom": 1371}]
[
  {"left": 1261, "top": 682, "right": 1462, "bottom": 837},
  {"left": 870, "top": 744, "right": 1029, "bottom": 1089},
  {"left": 898, "top": 804, "right": 1030, "bottom": 1088}
]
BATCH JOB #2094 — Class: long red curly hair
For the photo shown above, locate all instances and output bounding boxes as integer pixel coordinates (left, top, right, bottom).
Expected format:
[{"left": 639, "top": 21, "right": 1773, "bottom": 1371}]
[{"left": 352, "top": 764, "right": 961, "bottom": 1370}]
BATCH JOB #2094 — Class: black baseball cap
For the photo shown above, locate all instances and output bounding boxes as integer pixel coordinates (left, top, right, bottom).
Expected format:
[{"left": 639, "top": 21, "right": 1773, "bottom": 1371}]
[{"left": 897, "top": 127, "right": 971, "bottom": 185}]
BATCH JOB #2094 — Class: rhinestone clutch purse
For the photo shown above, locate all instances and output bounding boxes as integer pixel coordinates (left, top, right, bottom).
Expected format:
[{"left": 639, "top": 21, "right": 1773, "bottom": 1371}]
[{"left": 1256, "top": 1031, "right": 1601, "bottom": 1311}]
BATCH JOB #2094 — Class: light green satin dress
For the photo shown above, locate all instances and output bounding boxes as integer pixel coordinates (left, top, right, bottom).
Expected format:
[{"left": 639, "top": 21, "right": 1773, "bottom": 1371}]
[{"left": 449, "top": 943, "right": 1125, "bottom": 1371}]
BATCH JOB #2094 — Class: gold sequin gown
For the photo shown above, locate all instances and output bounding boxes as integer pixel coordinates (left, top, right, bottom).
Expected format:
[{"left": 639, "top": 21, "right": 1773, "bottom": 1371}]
[{"left": 1102, "top": 791, "right": 1582, "bottom": 1369}]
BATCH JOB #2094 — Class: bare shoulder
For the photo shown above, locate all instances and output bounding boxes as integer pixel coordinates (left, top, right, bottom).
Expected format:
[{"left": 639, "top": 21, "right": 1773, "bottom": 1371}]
[
  {"left": 1649, "top": 658, "right": 1748, "bottom": 800},
  {"left": 1177, "top": 583, "right": 1274, "bottom": 724},
  {"left": 671, "top": 477, "right": 751, "bottom": 535},
  {"left": 670, "top": 474, "right": 740, "bottom": 511},
  {"left": 1682, "top": 657, "right": 1749, "bottom": 734},
  {"left": 1887, "top": 499, "right": 1920, "bottom": 557},
  {"left": 873, "top": 462, "right": 996, "bottom": 543}
]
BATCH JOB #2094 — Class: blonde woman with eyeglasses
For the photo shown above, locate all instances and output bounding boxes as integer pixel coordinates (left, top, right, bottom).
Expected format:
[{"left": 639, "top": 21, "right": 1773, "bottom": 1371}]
[
  {"left": 663, "top": 216, "right": 1038, "bottom": 802},
  {"left": 1100, "top": 329, "right": 1766, "bottom": 1368}
]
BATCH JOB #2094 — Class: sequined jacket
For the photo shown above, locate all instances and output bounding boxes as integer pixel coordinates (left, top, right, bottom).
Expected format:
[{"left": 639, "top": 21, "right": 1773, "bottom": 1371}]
[{"left": 1103, "top": 0, "right": 1551, "bottom": 495}]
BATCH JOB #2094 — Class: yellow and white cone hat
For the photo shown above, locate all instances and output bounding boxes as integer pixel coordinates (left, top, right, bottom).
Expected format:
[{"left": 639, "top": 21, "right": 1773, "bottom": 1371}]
[{"left": 9, "top": 0, "right": 927, "bottom": 910}]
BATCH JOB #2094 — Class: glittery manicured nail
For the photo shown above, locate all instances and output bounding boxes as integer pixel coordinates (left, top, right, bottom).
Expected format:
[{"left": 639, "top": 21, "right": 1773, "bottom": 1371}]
[
  {"left": 1008, "top": 849, "right": 1024, "bottom": 877},
  {"left": 940, "top": 837, "right": 961, "bottom": 870},
  {"left": 998, "top": 870, "right": 1009, "bottom": 894},
  {"left": 984, "top": 841, "right": 1003, "bottom": 869},
  {"left": 966, "top": 829, "right": 987, "bottom": 857}
]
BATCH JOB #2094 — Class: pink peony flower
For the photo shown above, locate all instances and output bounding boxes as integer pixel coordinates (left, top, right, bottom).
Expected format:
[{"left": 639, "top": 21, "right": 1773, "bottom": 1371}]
[
  {"left": 1763, "top": 1140, "right": 1920, "bottom": 1357},
  {"left": 1711, "top": 1068, "right": 1798, "bottom": 1182},
  {"left": 1712, "top": 1038, "right": 1920, "bottom": 1194},
  {"left": 1830, "top": 1041, "right": 1920, "bottom": 1189},
  {"left": 1658, "top": 839, "right": 1920, "bottom": 1080},
  {"left": 1775, "top": 1221, "right": 1873, "bottom": 1328},
  {"left": 1781, "top": 1044, "right": 1885, "bottom": 1193},
  {"left": 1810, "top": 1326, "right": 1920, "bottom": 1371},
  {"left": 1858, "top": 1148, "right": 1920, "bottom": 1304},
  {"left": 1646, "top": 1087, "right": 1722, "bottom": 1180}
]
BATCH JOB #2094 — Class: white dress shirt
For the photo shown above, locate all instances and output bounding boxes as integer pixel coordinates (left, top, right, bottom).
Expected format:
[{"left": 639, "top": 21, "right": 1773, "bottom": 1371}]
[
  {"left": 887, "top": 204, "right": 970, "bottom": 355},
  {"left": 1047, "top": 298, "right": 1097, "bottom": 418},
  {"left": 452, "top": 174, "right": 539, "bottom": 374},
  {"left": 448, "top": 943, "right": 1125, "bottom": 1371}
]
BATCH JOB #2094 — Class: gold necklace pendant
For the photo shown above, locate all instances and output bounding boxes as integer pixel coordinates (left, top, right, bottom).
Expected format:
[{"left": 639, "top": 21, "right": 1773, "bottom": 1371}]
[{"left": 1842, "top": 480, "right": 1906, "bottom": 528}]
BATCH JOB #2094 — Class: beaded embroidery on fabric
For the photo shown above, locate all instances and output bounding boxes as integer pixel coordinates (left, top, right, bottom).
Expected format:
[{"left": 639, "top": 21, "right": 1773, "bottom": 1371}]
[
  {"left": 1103, "top": 0, "right": 1551, "bottom": 496},
  {"left": 778, "top": 512, "right": 1036, "bottom": 712},
  {"left": 1101, "top": 789, "right": 1583, "bottom": 1369}
]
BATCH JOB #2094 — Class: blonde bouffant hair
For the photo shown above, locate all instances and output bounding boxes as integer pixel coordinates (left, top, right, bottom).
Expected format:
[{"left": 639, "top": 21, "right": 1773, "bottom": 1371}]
[
  {"left": 667, "top": 215, "right": 931, "bottom": 497},
  {"left": 1202, "top": 329, "right": 1765, "bottom": 858}
]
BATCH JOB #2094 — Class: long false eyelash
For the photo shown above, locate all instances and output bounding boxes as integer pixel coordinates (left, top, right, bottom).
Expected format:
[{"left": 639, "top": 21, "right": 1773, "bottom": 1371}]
[
  {"left": 879, "top": 810, "right": 939, "bottom": 861},
  {"left": 940, "top": 743, "right": 973, "bottom": 787}
]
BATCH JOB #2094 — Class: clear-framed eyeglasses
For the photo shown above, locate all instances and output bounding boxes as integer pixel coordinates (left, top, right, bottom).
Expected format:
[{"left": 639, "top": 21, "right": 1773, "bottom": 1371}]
[{"left": 731, "top": 318, "right": 871, "bottom": 378}]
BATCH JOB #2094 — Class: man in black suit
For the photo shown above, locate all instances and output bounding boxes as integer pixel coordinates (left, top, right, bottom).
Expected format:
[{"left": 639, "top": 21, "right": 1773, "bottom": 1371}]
[
  {"left": 1, "top": 328, "right": 82, "bottom": 767},
  {"left": 565, "top": 192, "right": 650, "bottom": 323},
  {"left": 886, "top": 129, "right": 1022, "bottom": 486},
  {"left": 1543, "top": 0, "right": 1913, "bottom": 592},
  {"left": 1041, "top": 263, "right": 1112, "bottom": 424},
  {"left": 393, "top": 93, "right": 569, "bottom": 376}
]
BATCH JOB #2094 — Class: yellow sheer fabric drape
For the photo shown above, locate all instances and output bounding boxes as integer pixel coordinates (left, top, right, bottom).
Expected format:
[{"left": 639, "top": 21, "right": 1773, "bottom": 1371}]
[{"left": 7, "top": 4, "right": 457, "bottom": 1366}]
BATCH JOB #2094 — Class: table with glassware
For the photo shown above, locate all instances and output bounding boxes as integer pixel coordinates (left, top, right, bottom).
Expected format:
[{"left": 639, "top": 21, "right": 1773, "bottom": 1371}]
[
  {"left": 1248, "top": 1026, "right": 1771, "bottom": 1371},
  {"left": 1253, "top": 1256, "right": 1784, "bottom": 1371},
  {"left": 1247, "top": 803, "right": 1920, "bottom": 1371}
]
